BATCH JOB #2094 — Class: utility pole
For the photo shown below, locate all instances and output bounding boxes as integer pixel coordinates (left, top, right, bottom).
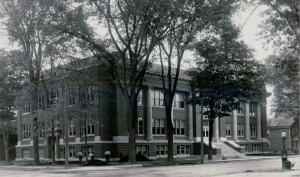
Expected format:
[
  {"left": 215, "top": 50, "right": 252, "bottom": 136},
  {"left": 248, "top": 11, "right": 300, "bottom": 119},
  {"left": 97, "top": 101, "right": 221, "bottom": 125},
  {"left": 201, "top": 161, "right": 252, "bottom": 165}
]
[{"left": 64, "top": 81, "right": 69, "bottom": 169}]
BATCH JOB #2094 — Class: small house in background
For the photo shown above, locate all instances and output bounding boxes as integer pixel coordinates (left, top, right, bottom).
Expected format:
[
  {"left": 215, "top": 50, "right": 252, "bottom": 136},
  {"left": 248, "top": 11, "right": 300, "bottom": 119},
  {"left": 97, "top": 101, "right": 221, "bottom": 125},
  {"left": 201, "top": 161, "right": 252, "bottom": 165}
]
[{"left": 267, "top": 118, "right": 298, "bottom": 152}]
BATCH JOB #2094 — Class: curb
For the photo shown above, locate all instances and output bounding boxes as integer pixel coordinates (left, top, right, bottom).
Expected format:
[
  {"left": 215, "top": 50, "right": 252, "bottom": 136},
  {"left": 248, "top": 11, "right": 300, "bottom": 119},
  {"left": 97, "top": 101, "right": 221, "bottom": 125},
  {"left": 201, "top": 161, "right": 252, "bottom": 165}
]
[{"left": 142, "top": 157, "right": 279, "bottom": 167}]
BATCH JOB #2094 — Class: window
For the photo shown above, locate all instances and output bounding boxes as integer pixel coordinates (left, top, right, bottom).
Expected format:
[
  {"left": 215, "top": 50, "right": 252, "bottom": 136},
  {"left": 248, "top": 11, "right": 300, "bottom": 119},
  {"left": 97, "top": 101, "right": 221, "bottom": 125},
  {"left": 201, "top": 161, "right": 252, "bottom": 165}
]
[
  {"left": 22, "top": 149, "right": 30, "bottom": 159},
  {"left": 203, "top": 126, "right": 209, "bottom": 137},
  {"left": 39, "top": 148, "right": 44, "bottom": 159},
  {"left": 69, "top": 120, "right": 76, "bottom": 136},
  {"left": 177, "top": 145, "right": 190, "bottom": 155},
  {"left": 173, "top": 93, "right": 185, "bottom": 109},
  {"left": 156, "top": 145, "right": 168, "bottom": 156},
  {"left": 237, "top": 124, "right": 244, "bottom": 137},
  {"left": 38, "top": 96, "right": 44, "bottom": 110},
  {"left": 22, "top": 124, "right": 31, "bottom": 140},
  {"left": 69, "top": 147, "right": 75, "bottom": 158},
  {"left": 250, "top": 125, "right": 256, "bottom": 137},
  {"left": 80, "top": 86, "right": 94, "bottom": 103},
  {"left": 237, "top": 102, "right": 244, "bottom": 115},
  {"left": 49, "top": 91, "right": 59, "bottom": 105},
  {"left": 240, "top": 144, "right": 248, "bottom": 152},
  {"left": 81, "top": 146, "right": 93, "bottom": 157},
  {"left": 22, "top": 102, "right": 31, "bottom": 114},
  {"left": 81, "top": 118, "right": 94, "bottom": 136},
  {"left": 173, "top": 120, "right": 186, "bottom": 136},
  {"left": 292, "top": 141, "right": 299, "bottom": 149},
  {"left": 252, "top": 144, "right": 260, "bottom": 152},
  {"left": 136, "top": 145, "right": 148, "bottom": 157},
  {"left": 151, "top": 90, "right": 164, "bottom": 107},
  {"left": 250, "top": 103, "right": 256, "bottom": 116},
  {"left": 138, "top": 91, "right": 143, "bottom": 105},
  {"left": 69, "top": 89, "right": 76, "bottom": 106},
  {"left": 39, "top": 123, "right": 45, "bottom": 138},
  {"left": 137, "top": 117, "right": 144, "bottom": 135},
  {"left": 152, "top": 119, "right": 166, "bottom": 135},
  {"left": 226, "top": 123, "right": 231, "bottom": 137}
]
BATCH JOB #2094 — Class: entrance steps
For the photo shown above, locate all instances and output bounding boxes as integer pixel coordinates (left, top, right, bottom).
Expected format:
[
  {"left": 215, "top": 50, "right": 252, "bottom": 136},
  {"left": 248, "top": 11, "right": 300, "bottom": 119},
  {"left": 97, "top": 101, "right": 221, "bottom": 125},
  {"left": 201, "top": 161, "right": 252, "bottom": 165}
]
[{"left": 214, "top": 141, "right": 245, "bottom": 157}]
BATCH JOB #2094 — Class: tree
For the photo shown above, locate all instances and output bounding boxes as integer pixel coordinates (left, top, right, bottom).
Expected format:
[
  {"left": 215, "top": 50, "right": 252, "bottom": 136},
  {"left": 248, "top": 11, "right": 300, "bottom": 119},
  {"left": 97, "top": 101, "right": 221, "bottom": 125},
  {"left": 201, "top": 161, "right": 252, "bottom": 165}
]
[
  {"left": 0, "top": 50, "right": 25, "bottom": 164},
  {"left": 0, "top": 0, "right": 60, "bottom": 165},
  {"left": 188, "top": 23, "right": 266, "bottom": 160},
  {"left": 53, "top": 0, "right": 196, "bottom": 163},
  {"left": 265, "top": 52, "right": 299, "bottom": 119},
  {"left": 157, "top": 0, "right": 240, "bottom": 161}
]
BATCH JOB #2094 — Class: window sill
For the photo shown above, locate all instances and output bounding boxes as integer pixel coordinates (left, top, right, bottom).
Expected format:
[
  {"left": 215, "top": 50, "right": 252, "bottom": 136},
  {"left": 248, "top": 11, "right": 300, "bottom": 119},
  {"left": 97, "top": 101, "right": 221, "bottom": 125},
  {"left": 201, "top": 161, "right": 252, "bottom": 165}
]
[
  {"left": 21, "top": 113, "right": 30, "bottom": 115},
  {"left": 174, "top": 135, "right": 187, "bottom": 137},
  {"left": 153, "top": 135, "right": 167, "bottom": 136},
  {"left": 173, "top": 108, "right": 186, "bottom": 110},
  {"left": 137, "top": 135, "right": 145, "bottom": 137},
  {"left": 237, "top": 136, "right": 244, "bottom": 137},
  {"left": 69, "top": 136, "right": 76, "bottom": 138},
  {"left": 152, "top": 106, "right": 165, "bottom": 108},
  {"left": 81, "top": 135, "right": 95, "bottom": 137},
  {"left": 22, "top": 139, "right": 31, "bottom": 141},
  {"left": 226, "top": 136, "right": 232, "bottom": 137}
]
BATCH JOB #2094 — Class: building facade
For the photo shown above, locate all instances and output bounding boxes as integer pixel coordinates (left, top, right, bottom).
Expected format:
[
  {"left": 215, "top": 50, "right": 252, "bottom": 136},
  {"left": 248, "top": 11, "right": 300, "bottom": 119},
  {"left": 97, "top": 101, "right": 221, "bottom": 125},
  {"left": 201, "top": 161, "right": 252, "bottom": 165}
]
[{"left": 15, "top": 65, "right": 270, "bottom": 160}]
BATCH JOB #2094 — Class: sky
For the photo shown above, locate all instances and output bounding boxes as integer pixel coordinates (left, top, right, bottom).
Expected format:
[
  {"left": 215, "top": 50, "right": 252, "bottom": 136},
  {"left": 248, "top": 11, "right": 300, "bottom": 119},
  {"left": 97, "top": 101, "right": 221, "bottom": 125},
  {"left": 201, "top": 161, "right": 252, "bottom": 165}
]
[
  {"left": 233, "top": 6, "right": 275, "bottom": 118},
  {"left": 0, "top": 5, "right": 275, "bottom": 117}
]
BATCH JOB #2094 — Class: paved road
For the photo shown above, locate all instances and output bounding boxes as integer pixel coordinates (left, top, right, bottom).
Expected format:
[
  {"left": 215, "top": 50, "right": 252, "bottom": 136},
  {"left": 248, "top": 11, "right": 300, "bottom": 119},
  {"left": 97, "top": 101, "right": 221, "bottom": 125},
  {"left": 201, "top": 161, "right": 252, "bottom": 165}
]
[{"left": 0, "top": 156, "right": 300, "bottom": 177}]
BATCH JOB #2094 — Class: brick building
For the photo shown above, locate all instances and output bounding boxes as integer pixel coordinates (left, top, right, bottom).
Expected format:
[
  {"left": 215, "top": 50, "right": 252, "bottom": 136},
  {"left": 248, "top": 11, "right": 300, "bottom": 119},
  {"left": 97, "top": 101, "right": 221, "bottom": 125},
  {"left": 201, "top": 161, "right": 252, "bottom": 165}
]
[{"left": 15, "top": 63, "right": 270, "bottom": 160}]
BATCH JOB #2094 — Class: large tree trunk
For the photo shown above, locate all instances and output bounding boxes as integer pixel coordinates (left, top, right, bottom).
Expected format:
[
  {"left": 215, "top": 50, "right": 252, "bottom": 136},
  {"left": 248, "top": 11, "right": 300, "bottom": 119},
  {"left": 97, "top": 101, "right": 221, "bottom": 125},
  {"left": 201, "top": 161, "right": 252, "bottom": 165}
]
[
  {"left": 208, "top": 118, "right": 214, "bottom": 160},
  {"left": 166, "top": 106, "right": 174, "bottom": 161},
  {"left": 51, "top": 125, "right": 55, "bottom": 165},
  {"left": 32, "top": 85, "right": 40, "bottom": 165},
  {"left": 85, "top": 125, "right": 88, "bottom": 163},
  {"left": 32, "top": 116, "right": 40, "bottom": 165},
  {"left": 3, "top": 129, "right": 9, "bottom": 164},
  {"left": 127, "top": 103, "right": 136, "bottom": 164}
]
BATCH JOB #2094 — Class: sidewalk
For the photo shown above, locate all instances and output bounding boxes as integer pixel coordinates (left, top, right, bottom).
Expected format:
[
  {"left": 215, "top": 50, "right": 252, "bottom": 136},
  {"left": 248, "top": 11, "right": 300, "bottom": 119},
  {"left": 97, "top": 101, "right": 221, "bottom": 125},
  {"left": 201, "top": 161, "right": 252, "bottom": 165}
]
[{"left": 2, "top": 155, "right": 280, "bottom": 171}]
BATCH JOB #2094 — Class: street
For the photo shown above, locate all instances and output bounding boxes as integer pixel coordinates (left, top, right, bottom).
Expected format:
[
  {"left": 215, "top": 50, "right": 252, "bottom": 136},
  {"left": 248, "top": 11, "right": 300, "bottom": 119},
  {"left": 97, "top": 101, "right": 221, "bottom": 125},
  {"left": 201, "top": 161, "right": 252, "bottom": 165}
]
[{"left": 0, "top": 156, "right": 300, "bottom": 177}]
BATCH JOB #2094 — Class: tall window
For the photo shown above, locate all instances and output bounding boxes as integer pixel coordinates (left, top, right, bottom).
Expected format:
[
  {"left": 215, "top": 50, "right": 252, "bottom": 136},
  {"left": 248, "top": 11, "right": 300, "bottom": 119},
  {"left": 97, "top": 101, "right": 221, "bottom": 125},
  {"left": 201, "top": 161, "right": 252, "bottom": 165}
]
[
  {"left": 69, "top": 147, "right": 75, "bottom": 158},
  {"left": 250, "top": 103, "right": 256, "bottom": 116},
  {"left": 22, "top": 102, "right": 31, "bottom": 114},
  {"left": 152, "top": 119, "right": 166, "bottom": 135},
  {"left": 226, "top": 123, "right": 231, "bottom": 137},
  {"left": 237, "top": 102, "right": 245, "bottom": 115},
  {"left": 80, "top": 86, "right": 94, "bottom": 103},
  {"left": 38, "top": 96, "right": 44, "bottom": 110},
  {"left": 203, "top": 126, "right": 209, "bottom": 137},
  {"left": 136, "top": 145, "right": 148, "bottom": 157},
  {"left": 49, "top": 91, "right": 59, "bottom": 105},
  {"left": 81, "top": 118, "right": 94, "bottom": 136},
  {"left": 39, "top": 123, "right": 45, "bottom": 138},
  {"left": 173, "top": 93, "right": 185, "bottom": 109},
  {"left": 151, "top": 90, "right": 164, "bottom": 107},
  {"left": 81, "top": 146, "right": 93, "bottom": 157},
  {"left": 69, "top": 120, "right": 76, "bottom": 136},
  {"left": 250, "top": 124, "right": 257, "bottom": 137},
  {"left": 177, "top": 145, "right": 190, "bottom": 155},
  {"left": 156, "top": 145, "right": 168, "bottom": 156},
  {"left": 39, "top": 148, "right": 44, "bottom": 159},
  {"left": 137, "top": 117, "right": 144, "bottom": 135},
  {"left": 173, "top": 120, "right": 186, "bottom": 136},
  {"left": 252, "top": 144, "right": 259, "bottom": 152},
  {"left": 138, "top": 91, "right": 143, "bottom": 105},
  {"left": 23, "top": 124, "right": 31, "bottom": 140},
  {"left": 22, "top": 149, "right": 30, "bottom": 159},
  {"left": 237, "top": 124, "right": 244, "bottom": 137},
  {"left": 69, "top": 89, "right": 76, "bottom": 106}
]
